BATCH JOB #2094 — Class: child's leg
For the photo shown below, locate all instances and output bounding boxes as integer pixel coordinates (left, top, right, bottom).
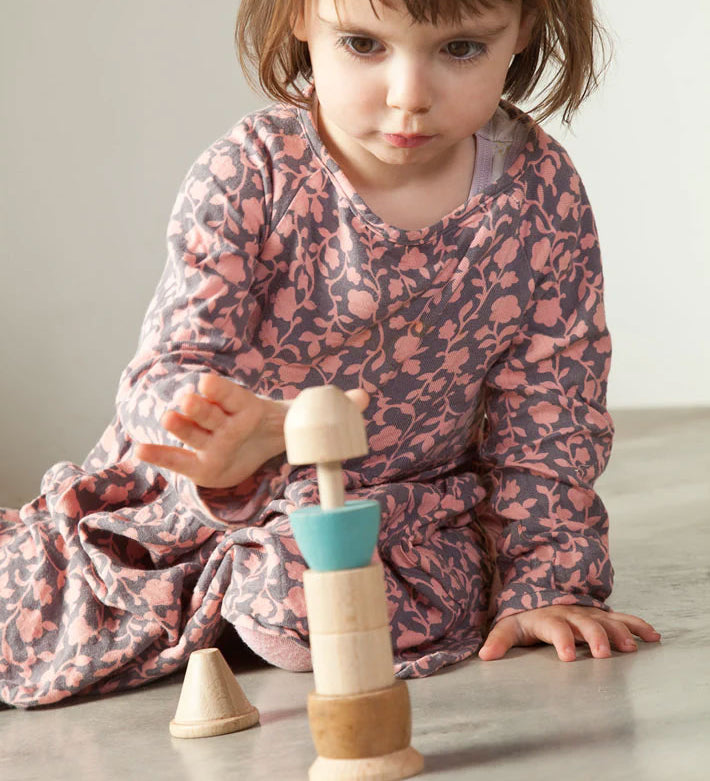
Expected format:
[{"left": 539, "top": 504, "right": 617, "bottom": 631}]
[
  {"left": 217, "top": 621, "right": 312, "bottom": 672},
  {"left": 217, "top": 509, "right": 314, "bottom": 673},
  {"left": 381, "top": 515, "right": 494, "bottom": 677},
  {"left": 0, "top": 458, "right": 229, "bottom": 707}
]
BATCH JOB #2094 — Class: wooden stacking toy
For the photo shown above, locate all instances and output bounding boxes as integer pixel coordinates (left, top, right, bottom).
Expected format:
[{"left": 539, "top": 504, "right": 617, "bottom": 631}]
[
  {"left": 285, "top": 385, "right": 424, "bottom": 781},
  {"left": 169, "top": 648, "right": 260, "bottom": 739}
]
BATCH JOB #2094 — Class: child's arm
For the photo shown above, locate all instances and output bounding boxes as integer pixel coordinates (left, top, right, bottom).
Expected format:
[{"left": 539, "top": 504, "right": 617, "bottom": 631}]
[
  {"left": 120, "top": 125, "right": 367, "bottom": 491},
  {"left": 134, "top": 374, "right": 368, "bottom": 488},
  {"left": 113, "top": 129, "right": 271, "bottom": 468},
  {"left": 476, "top": 165, "right": 660, "bottom": 659}
]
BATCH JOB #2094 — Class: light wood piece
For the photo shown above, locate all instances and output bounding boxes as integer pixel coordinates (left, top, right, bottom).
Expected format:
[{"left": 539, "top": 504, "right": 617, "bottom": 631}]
[
  {"left": 304, "top": 563, "right": 390, "bottom": 634},
  {"left": 308, "top": 746, "right": 425, "bottom": 780},
  {"left": 169, "top": 648, "right": 259, "bottom": 739},
  {"left": 310, "top": 626, "right": 395, "bottom": 696},
  {"left": 308, "top": 681, "right": 412, "bottom": 759},
  {"left": 316, "top": 461, "right": 346, "bottom": 509},
  {"left": 284, "top": 385, "right": 368, "bottom": 510}
]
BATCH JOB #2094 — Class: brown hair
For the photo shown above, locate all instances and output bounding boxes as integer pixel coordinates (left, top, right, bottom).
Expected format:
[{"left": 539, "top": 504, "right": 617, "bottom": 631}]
[{"left": 235, "top": 0, "right": 610, "bottom": 124}]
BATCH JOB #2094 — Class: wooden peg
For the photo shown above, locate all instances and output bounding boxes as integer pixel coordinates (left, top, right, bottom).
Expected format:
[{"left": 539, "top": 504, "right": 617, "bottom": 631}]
[
  {"left": 284, "top": 385, "right": 368, "bottom": 509},
  {"left": 169, "top": 648, "right": 259, "bottom": 739}
]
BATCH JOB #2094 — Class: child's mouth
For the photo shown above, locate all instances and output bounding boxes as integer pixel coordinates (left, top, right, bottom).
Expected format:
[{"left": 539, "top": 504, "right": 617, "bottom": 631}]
[{"left": 383, "top": 133, "right": 434, "bottom": 149}]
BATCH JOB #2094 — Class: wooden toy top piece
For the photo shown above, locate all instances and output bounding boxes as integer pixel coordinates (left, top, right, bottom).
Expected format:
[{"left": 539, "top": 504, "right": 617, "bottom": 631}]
[
  {"left": 284, "top": 385, "right": 368, "bottom": 466},
  {"left": 285, "top": 385, "right": 369, "bottom": 510}
]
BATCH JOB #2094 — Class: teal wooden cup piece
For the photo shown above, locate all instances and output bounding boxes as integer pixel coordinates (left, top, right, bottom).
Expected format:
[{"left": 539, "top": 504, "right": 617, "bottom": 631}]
[{"left": 289, "top": 500, "right": 381, "bottom": 572}]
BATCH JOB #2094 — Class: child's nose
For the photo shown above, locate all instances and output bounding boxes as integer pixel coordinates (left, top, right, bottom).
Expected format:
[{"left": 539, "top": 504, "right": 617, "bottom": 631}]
[{"left": 385, "top": 57, "right": 432, "bottom": 115}]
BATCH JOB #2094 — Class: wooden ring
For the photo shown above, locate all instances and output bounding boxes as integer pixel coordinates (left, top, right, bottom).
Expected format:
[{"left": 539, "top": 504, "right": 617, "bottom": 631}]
[{"left": 307, "top": 680, "right": 412, "bottom": 759}]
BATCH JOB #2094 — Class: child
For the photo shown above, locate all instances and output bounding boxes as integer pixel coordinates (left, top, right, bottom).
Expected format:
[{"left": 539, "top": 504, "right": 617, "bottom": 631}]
[{"left": 0, "top": 0, "right": 660, "bottom": 708}]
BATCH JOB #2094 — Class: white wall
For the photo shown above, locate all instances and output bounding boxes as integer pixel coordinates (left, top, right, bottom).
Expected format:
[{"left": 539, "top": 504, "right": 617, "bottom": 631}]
[
  {"left": 1, "top": 1, "right": 264, "bottom": 506},
  {"left": 542, "top": 1, "right": 710, "bottom": 415},
  {"left": 1, "top": 1, "right": 708, "bottom": 507}
]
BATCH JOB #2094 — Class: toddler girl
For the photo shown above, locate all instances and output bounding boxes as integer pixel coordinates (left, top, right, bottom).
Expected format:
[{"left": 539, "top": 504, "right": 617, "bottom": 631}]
[{"left": 0, "top": 0, "right": 659, "bottom": 708}]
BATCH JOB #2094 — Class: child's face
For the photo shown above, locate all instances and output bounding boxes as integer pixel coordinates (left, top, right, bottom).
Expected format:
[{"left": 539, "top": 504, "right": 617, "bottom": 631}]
[{"left": 293, "top": 0, "right": 533, "bottom": 185}]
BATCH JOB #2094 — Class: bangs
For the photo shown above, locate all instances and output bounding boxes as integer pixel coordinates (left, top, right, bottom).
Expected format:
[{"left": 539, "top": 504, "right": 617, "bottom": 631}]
[{"left": 369, "top": 0, "right": 512, "bottom": 24}]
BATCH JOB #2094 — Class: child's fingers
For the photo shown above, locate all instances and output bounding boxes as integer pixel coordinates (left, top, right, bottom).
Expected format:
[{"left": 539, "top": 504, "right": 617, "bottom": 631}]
[
  {"left": 198, "top": 374, "right": 252, "bottom": 414},
  {"left": 533, "top": 617, "right": 577, "bottom": 662},
  {"left": 478, "top": 618, "right": 519, "bottom": 661},
  {"left": 478, "top": 635, "right": 513, "bottom": 661},
  {"left": 134, "top": 443, "right": 198, "bottom": 477},
  {"left": 197, "top": 374, "right": 370, "bottom": 420},
  {"left": 568, "top": 615, "right": 613, "bottom": 658},
  {"left": 345, "top": 388, "right": 370, "bottom": 412},
  {"left": 598, "top": 617, "right": 638, "bottom": 653},
  {"left": 606, "top": 611, "right": 662, "bottom": 643},
  {"left": 180, "top": 393, "right": 227, "bottom": 432},
  {"left": 161, "top": 410, "right": 211, "bottom": 450}
]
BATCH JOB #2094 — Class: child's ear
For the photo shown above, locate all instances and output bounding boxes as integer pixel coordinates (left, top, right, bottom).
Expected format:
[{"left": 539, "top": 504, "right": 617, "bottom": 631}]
[
  {"left": 514, "top": 6, "right": 537, "bottom": 54},
  {"left": 291, "top": 1, "right": 308, "bottom": 42}
]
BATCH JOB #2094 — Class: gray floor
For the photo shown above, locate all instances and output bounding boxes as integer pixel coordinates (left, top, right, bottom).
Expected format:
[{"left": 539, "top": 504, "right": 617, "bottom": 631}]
[{"left": 2, "top": 408, "right": 709, "bottom": 781}]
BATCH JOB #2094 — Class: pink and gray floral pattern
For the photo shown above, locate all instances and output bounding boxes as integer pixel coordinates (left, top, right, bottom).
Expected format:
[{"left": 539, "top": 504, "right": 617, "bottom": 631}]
[{"left": 0, "top": 101, "right": 613, "bottom": 707}]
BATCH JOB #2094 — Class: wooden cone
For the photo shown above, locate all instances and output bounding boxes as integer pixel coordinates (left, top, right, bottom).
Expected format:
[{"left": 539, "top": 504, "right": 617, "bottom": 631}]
[{"left": 169, "top": 648, "right": 259, "bottom": 739}]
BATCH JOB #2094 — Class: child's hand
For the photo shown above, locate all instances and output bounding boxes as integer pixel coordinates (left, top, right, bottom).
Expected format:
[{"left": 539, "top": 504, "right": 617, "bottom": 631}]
[
  {"left": 134, "top": 374, "right": 369, "bottom": 489},
  {"left": 479, "top": 605, "right": 661, "bottom": 662}
]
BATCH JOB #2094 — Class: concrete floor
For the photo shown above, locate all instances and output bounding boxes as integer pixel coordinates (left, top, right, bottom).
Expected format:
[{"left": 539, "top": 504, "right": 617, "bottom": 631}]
[{"left": 2, "top": 408, "right": 709, "bottom": 781}]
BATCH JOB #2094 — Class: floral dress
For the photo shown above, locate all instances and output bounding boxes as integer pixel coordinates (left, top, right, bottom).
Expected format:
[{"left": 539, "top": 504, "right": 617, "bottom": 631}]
[{"left": 0, "top": 100, "right": 614, "bottom": 707}]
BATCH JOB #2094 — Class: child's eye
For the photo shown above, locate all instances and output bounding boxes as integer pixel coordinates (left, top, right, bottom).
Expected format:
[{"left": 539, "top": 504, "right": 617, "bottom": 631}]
[
  {"left": 338, "top": 35, "right": 382, "bottom": 56},
  {"left": 444, "top": 40, "right": 486, "bottom": 60}
]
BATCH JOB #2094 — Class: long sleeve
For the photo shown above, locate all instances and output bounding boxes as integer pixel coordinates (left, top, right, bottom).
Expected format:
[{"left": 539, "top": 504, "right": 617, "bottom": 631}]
[
  {"left": 84, "top": 123, "right": 286, "bottom": 527},
  {"left": 479, "top": 177, "right": 615, "bottom": 622},
  {"left": 114, "top": 128, "right": 271, "bottom": 450}
]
